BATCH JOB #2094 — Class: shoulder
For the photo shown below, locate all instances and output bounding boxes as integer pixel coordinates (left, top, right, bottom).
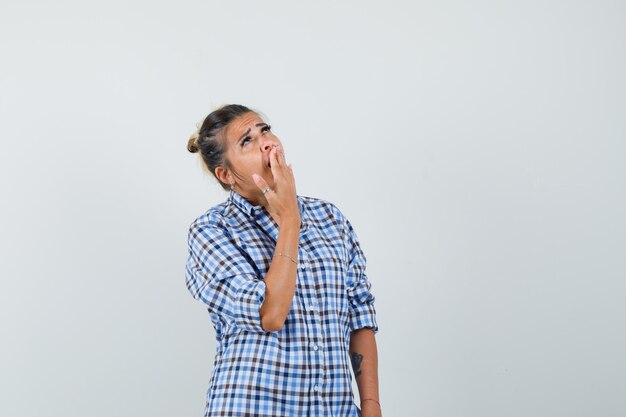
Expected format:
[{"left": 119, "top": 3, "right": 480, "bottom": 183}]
[{"left": 187, "top": 199, "right": 232, "bottom": 235}]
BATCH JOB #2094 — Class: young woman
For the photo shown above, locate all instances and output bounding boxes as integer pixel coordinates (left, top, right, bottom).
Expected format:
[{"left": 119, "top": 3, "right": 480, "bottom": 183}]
[{"left": 185, "top": 104, "right": 381, "bottom": 417}]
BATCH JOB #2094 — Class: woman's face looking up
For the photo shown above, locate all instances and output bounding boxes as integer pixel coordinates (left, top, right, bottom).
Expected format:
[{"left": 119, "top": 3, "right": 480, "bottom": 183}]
[{"left": 220, "top": 112, "right": 283, "bottom": 201}]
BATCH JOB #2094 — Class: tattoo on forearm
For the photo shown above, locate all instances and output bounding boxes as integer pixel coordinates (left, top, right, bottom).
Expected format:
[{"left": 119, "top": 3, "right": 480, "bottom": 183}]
[{"left": 350, "top": 351, "right": 363, "bottom": 378}]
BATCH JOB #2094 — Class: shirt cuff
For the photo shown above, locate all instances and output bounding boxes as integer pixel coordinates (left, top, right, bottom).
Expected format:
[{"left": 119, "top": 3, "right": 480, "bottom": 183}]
[
  {"left": 233, "top": 277, "right": 269, "bottom": 333},
  {"left": 347, "top": 279, "right": 379, "bottom": 334}
]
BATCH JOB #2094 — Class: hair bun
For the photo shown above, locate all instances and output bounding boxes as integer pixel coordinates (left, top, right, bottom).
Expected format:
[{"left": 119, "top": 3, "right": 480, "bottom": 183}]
[{"left": 187, "top": 131, "right": 200, "bottom": 153}]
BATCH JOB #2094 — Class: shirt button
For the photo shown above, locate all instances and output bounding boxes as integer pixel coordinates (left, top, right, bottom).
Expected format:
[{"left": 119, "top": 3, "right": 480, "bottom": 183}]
[
  {"left": 312, "top": 344, "right": 319, "bottom": 351},
  {"left": 313, "top": 384, "right": 320, "bottom": 392}
]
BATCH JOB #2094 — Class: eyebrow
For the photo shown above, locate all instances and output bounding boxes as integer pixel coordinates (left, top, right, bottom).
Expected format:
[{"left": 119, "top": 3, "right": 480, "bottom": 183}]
[{"left": 237, "top": 123, "right": 268, "bottom": 144}]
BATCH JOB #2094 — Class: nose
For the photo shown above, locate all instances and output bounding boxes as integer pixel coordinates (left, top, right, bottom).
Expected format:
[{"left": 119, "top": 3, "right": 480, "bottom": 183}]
[{"left": 260, "top": 138, "right": 279, "bottom": 152}]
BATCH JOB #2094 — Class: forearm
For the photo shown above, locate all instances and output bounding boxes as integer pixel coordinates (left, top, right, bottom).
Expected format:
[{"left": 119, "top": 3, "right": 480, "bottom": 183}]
[
  {"left": 259, "top": 216, "right": 300, "bottom": 331},
  {"left": 349, "top": 328, "right": 381, "bottom": 416}
]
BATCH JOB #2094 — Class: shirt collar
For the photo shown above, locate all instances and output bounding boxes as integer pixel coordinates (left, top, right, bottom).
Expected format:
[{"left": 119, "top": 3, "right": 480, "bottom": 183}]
[
  {"left": 229, "top": 189, "right": 262, "bottom": 217},
  {"left": 228, "top": 190, "right": 308, "bottom": 231}
]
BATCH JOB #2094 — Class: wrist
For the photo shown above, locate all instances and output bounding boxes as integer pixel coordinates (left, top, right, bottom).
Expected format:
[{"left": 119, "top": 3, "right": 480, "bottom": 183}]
[
  {"left": 360, "top": 398, "right": 381, "bottom": 408},
  {"left": 280, "top": 214, "right": 301, "bottom": 227}
]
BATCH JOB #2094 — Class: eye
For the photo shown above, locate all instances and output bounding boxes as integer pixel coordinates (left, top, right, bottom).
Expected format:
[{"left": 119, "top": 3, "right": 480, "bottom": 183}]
[{"left": 241, "top": 125, "right": 271, "bottom": 147}]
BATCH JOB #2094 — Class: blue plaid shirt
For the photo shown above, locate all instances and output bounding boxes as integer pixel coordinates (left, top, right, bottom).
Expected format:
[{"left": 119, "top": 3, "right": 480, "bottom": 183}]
[{"left": 185, "top": 190, "right": 379, "bottom": 417}]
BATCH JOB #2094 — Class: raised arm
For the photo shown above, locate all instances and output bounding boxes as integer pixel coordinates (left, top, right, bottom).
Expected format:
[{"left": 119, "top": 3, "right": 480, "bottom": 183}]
[
  {"left": 258, "top": 215, "right": 301, "bottom": 331},
  {"left": 253, "top": 143, "right": 301, "bottom": 332}
]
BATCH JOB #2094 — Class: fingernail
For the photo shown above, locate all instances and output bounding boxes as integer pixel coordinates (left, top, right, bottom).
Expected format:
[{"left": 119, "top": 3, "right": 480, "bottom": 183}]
[{"left": 252, "top": 174, "right": 259, "bottom": 182}]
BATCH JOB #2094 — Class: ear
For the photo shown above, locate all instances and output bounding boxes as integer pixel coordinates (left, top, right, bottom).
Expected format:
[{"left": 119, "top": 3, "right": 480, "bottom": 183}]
[{"left": 214, "top": 166, "right": 231, "bottom": 186}]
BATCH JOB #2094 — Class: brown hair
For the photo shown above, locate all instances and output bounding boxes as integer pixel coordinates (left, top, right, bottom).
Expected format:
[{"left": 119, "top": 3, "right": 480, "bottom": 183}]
[{"left": 187, "top": 104, "right": 261, "bottom": 191}]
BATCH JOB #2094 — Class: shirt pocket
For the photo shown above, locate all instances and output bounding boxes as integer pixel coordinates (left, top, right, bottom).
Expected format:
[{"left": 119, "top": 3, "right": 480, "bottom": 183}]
[{"left": 308, "top": 254, "right": 350, "bottom": 325}]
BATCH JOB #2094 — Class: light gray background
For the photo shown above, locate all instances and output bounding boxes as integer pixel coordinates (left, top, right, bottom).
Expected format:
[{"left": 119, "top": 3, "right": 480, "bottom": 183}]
[{"left": 1, "top": 1, "right": 624, "bottom": 416}]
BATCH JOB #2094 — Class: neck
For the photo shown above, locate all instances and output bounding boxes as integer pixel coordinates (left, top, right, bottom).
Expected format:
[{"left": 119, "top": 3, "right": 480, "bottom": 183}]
[{"left": 239, "top": 190, "right": 270, "bottom": 212}]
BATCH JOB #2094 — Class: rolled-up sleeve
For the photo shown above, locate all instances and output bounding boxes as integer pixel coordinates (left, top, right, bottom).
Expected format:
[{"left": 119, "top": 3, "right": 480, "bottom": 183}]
[
  {"left": 185, "top": 220, "right": 268, "bottom": 334},
  {"left": 342, "top": 215, "right": 379, "bottom": 334}
]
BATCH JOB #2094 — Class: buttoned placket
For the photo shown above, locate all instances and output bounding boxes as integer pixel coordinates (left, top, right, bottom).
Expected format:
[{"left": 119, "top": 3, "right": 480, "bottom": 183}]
[
  {"left": 230, "top": 191, "right": 327, "bottom": 411},
  {"left": 297, "top": 252, "right": 328, "bottom": 413}
]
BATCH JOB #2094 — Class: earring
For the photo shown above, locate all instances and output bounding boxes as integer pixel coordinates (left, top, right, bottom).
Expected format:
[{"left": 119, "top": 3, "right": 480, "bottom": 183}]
[{"left": 230, "top": 183, "right": 235, "bottom": 191}]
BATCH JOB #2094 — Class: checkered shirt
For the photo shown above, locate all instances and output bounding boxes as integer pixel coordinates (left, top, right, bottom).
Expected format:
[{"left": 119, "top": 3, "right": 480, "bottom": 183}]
[{"left": 185, "top": 190, "right": 379, "bottom": 416}]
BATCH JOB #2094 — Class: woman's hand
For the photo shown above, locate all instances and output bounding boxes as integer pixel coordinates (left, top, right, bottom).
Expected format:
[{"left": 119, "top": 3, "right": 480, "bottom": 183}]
[{"left": 252, "top": 145, "right": 300, "bottom": 226}]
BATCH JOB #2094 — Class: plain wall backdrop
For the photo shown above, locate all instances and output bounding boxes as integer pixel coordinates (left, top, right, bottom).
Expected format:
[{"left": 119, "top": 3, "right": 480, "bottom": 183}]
[{"left": 1, "top": 1, "right": 625, "bottom": 416}]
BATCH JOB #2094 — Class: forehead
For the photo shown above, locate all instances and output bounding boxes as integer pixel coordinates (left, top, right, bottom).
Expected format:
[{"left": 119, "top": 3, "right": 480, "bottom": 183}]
[{"left": 226, "top": 112, "right": 262, "bottom": 139}]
